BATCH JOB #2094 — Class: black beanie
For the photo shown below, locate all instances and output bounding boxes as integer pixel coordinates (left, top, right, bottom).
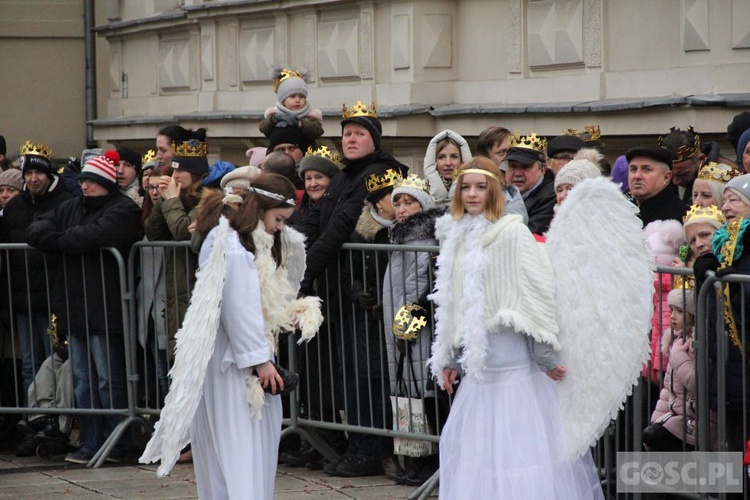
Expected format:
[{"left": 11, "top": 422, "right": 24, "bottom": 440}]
[
  {"left": 341, "top": 116, "right": 382, "bottom": 151},
  {"left": 266, "top": 127, "right": 311, "bottom": 155},
  {"left": 117, "top": 147, "right": 142, "bottom": 170}
]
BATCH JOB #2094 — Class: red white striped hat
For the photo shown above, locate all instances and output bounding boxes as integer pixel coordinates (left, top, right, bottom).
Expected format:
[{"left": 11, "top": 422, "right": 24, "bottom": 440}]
[{"left": 78, "top": 155, "right": 118, "bottom": 192}]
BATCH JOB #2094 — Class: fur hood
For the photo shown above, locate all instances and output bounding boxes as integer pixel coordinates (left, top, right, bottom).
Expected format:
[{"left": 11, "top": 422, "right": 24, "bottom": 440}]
[
  {"left": 390, "top": 207, "right": 445, "bottom": 244},
  {"left": 423, "top": 130, "right": 472, "bottom": 205},
  {"left": 355, "top": 205, "right": 390, "bottom": 242},
  {"left": 264, "top": 105, "right": 323, "bottom": 122}
]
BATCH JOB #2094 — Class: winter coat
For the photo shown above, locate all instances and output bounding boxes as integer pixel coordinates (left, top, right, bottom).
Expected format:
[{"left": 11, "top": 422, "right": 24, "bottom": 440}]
[
  {"left": 422, "top": 130, "right": 472, "bottom": 206},
  {"left": 383, "top": 208, "right": 442, "bottom": 398},
  {"left": 642, "top": 272, "right": 672, "bottom": 385},
  {"left": 259, "top": 106, "right": 324, "bottom": 143},
  {"left": 136, "top": 237, "right": 168, "bottom": 350},
  {"left": 524, "top": 169, "right": 556, "bottom": 235},
  {"left": 295, "top": 150, "right": 409, "bottom": 296},
  {"left": 636, "top": 186, "right": 688, "bottom": 227},
  {"left": 340, "top": 205, "right": 392, "bottom": 307},
  {"left": 502, "top": 184, "right": 529, "bottom": 225},
  {"left": 1, "top": 178, "right": 74, "bottom": 315},
  {"left": 143, "top": 195, "right": 201, "bottom": 341},
  {"left": 651, "top": 327, "right": 704, "bottom": 447},
  {"left": 26, "top": 191, "right": 140, "bottom": 338}
]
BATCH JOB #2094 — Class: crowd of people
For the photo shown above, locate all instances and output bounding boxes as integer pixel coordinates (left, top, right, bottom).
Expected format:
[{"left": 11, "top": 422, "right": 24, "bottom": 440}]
[{"left": 0, "top": 64, "right": 750, "bottom": 498}]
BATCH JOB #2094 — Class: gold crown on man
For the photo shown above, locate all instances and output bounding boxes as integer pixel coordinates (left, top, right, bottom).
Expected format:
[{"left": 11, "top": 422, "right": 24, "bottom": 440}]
[
  {"left": 272, "top": 68, "right": 304, "bottom": 93},
  {"left": 172, "top": 140, "right": 207, "bottom": 157},
  {"left": 305, "top": 145, "right": 341, "bottom": 164},
  {"left": 20, "top": 141, "right": 52, "bottom": 160},
  {"left": 698, "top": 161, "right": 741, "bottom": 183},
  {"left": 342, "top": 100, "right": 378, "bottom": 119},
  {"left": 673, "top": 274, "right": 696, "bottom": 290},
  {"left": 510, "top": 132, "right": 547, "bottom": 153},
  {"left": 658, "top": 126, "right": 701, "bottom": 163},
  {"left": 142, "top": 149, "right": 157, "bottom": 165},
  {"left": 366, "top": 168, "right": 402, "bottom": 193},
  {"left": 394, "top": 174, "right": 431, "bottom": 194},
  {"left": 683, "top": 204, "right": 725, "bottom": 225}
]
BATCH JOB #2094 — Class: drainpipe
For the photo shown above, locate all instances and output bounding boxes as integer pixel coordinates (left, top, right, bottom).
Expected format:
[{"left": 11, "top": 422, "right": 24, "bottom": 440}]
[{"left": 84, "top": 0, "right": 97, "bottom": 148}]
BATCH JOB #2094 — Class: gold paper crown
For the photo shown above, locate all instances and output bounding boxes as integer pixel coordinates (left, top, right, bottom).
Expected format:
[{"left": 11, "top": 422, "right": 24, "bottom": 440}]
[
  {"left": 697, "top": 161, "right": 742, "bottom": 183},
  {"left": 683, "top": 204, "right": 725, "bottom": 226},
  {"left": 20, "top": 141, "right": 52, "bottom": 160},
  {"left": 342, "top": 100, "right": 378, "bottom": 119},
  {"left": 658, "top": 126, "right": 701, "bottom": 163},
  {"left": 673, "top": 274, "right": 696, "bottom": 290},
  {"left": 305, "top": 145, "right": 341, "bottom": 164},
  {"left": 564, "top": 125, "right": 602, "bottom": 142},
  {"left": 142, "top": 149, "right": 157, "bottom": 165},
  {"left": 366, "top": 168, "right": 402, "bottom": 193},
  {"left": 393, "top": 303, "right": 428, "bottom": 341},
  {"left": 272, "top": 68, "right": 305, "bottom": 93},
  {"left": 172, "top": 140, "right": 207, "bottom": 157},
  {"left": 394, "top": 174, "right": 431, "bottom": 194},
  {"left": 510, "top": 131, "right": 547, "bottom": 153}
]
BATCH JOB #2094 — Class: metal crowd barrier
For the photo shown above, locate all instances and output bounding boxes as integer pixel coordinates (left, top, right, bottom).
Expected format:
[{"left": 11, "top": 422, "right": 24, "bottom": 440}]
[
  {"left": 3, "top": 240, "right": 750, "bottom": 500},
  {"left": 0, "top": 243, "right": 135, "bottom": 468}
]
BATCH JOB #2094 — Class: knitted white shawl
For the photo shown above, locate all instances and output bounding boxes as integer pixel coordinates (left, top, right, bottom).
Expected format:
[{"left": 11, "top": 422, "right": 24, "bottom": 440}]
[{"left": 428, "top": 213, "right": 560, "bottom": 385}]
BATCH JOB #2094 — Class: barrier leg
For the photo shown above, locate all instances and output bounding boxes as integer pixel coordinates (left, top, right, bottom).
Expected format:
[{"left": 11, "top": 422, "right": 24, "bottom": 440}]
[{"left": 408, "top": 469, "right": 439, "bottom": 499}]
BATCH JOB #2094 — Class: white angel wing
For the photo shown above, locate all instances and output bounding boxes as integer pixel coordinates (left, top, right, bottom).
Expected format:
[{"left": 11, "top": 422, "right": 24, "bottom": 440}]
[{"left": 546, "top": 176, "right": 653, "bottom": 460}]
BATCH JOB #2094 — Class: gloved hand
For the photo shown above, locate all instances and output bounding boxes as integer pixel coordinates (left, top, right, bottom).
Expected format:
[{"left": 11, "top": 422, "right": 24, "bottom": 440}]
[
  {"left": 356, "top": 291, "right": 378, "bottom": 309},
  {"left": 370, "top": 303, "right": 383, "bottom": 322},
  {"left": 275, "top": 112, "right": 298, "bottom": 128},
  {"left": 715, "top": 266, "right": 738, "bottom": 278}
]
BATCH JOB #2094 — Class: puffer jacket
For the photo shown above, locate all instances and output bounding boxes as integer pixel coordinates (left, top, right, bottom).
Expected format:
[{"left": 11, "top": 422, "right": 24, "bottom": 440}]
[
  {"left": 26, "top": 191, "right": 140, "bottom": 337},
  {"left": 382, "top": 208, "right": 443, "bottom": 398},
  {"left": 423, "top": 130, "right": 471, "bottom": 207},
  {"left": 643, "top": 272, "right": 672, "bottom": 385},
  {"left": 650, "top": 327, "right": 717, "bottom": 448}
]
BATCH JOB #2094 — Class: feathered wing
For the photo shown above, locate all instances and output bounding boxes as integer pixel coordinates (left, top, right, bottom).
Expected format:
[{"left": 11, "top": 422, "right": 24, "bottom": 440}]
[
  {"left": 139, "top": 218, "right": 230, "bottom": 476},
  {"left": 546, "top": 177, "right": 653, "bottom": 460}
]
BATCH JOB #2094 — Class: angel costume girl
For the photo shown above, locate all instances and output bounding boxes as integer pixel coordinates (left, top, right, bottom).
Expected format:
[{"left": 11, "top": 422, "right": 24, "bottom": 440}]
[
  {"left": 428, "top": 176, "right": 604, "bottom": 499},
  {"left": 140, "top": 198, "right": 322, "bottom": 499}
]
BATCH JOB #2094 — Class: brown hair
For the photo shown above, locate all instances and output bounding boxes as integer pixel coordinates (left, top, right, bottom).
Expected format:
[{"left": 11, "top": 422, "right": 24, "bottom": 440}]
[
  {"left": 450, "top": 156, "right": 505, "bottom": 222},
  {"left": 476, "top": 126, "right": 511, "bottom": 158},
  {"left": 230, "top": 173, "right": 296, "bottom": 266},
  {"left": 179, "top": 172, "right": 205, "bottom": 212},
  {"left": 194, "top": 189, "right": 241, "bottom": 240}
]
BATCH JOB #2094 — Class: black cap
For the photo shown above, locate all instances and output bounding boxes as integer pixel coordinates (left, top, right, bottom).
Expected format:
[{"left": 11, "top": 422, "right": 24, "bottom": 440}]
[
  {"left": 341, "top": 116, "right": 383, "bottom": 151},
  {"left": 506, "top": 147, "right": 546, "bottom": 165},
  {"left": 117, "top": 147, "right": 142, "bottom": 170},
  {"left": 625, "top": 146, "right": 674, "bottom": 169},
  {"left": 546, "top": 135, "right": 585, "bottom": 158},
  {"left": 266, "top": 126, "right": 311, "bottom": 155}
]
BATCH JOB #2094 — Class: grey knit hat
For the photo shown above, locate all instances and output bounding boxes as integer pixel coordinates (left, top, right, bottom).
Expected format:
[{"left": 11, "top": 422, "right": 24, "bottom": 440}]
[
  {"left": 277, "top": 73, "right": 308, "bottom": 104},
  {"left": 668, "top": 287, "right": 695, "bottom": 316},
  {"left": 554, "top": 159, "right": 601, "bottom": 190},
  {"left": 0, "top": 168, "right": 23, "bottom": 190},
  {"left": 298, "top": 154, "right": 342, "bottom": 180},
  {"left": 725, "top": 173, "right": 750, "bottom": 205},
  {"left": 392, "top": 174, "right": 435, "bottom": 211}
]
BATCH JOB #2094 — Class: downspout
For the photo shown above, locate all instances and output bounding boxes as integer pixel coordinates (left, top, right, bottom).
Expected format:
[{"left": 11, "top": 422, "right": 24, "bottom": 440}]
[{"left": 84, "top": 0, "right": 97, "bottom": 148}]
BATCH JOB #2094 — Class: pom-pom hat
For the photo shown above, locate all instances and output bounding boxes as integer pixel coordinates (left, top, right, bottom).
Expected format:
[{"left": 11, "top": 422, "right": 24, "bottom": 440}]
[{"left": 78, "top": 155, "right": 118, "bottom": 192}]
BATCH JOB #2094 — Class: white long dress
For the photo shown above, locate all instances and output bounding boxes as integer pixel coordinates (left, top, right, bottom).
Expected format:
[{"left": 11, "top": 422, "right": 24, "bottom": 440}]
[
  {"left": 439, "top": 330, "right": 603, "bottom": 500},
  {"left": 190, "top": 229, "right": 282, "bottom": 500}
]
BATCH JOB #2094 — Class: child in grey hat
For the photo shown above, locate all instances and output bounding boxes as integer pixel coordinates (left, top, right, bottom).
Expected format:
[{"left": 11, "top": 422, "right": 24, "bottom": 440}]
[{"left": 259, "top": 66, "right": 323, "bottom": 145}]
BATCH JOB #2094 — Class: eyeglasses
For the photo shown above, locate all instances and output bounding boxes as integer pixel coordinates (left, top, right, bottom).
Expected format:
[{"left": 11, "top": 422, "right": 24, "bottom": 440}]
[
  {"left": 148, "top": 185, "right": 160, "bottom": 192},
  {"left": 551, "top": 155, "right": 575, "bottom": 163}
]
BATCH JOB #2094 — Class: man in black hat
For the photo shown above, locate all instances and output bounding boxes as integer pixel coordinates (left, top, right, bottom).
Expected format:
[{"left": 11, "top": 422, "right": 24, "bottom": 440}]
[
  {"left": 116, "top": 147, "right": 143, "bottom": 207},
  {"left": 626, "top": 146, "right": 687, "bottom": 227},
  {"left": 546, "top": 135, "right": 585, "bottom": 175},
  {"left": 267, "top": 127, "right": 310, "bottom": 166},
  {"left": 505, "top": 137, "right": 556, "bottom": 234}
]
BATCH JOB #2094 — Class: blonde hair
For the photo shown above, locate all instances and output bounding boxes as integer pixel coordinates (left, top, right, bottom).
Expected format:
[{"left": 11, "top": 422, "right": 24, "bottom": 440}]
[{"left": 450, "top": 156, "right": 505, "bottom": 222}]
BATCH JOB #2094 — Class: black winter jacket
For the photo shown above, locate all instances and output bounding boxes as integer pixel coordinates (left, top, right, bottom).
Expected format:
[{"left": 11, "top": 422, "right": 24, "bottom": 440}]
[
  {"left": 1, "top": 179, "right": 74, "bottom": 315},
  {"left": 636, "top": 185, "right": 688, "bottom": 227},
  {"left": 295, "top": 151, "right": 408, "bottom": 294},
  {"left": 26, "top": 191, "right": 140, "bottom": 337}
]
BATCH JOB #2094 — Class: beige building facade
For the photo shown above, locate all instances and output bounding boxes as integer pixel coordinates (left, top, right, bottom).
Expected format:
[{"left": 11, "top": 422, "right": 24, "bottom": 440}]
[{"left": 2, "top": 0, "right": 749, "bottom": 169}]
